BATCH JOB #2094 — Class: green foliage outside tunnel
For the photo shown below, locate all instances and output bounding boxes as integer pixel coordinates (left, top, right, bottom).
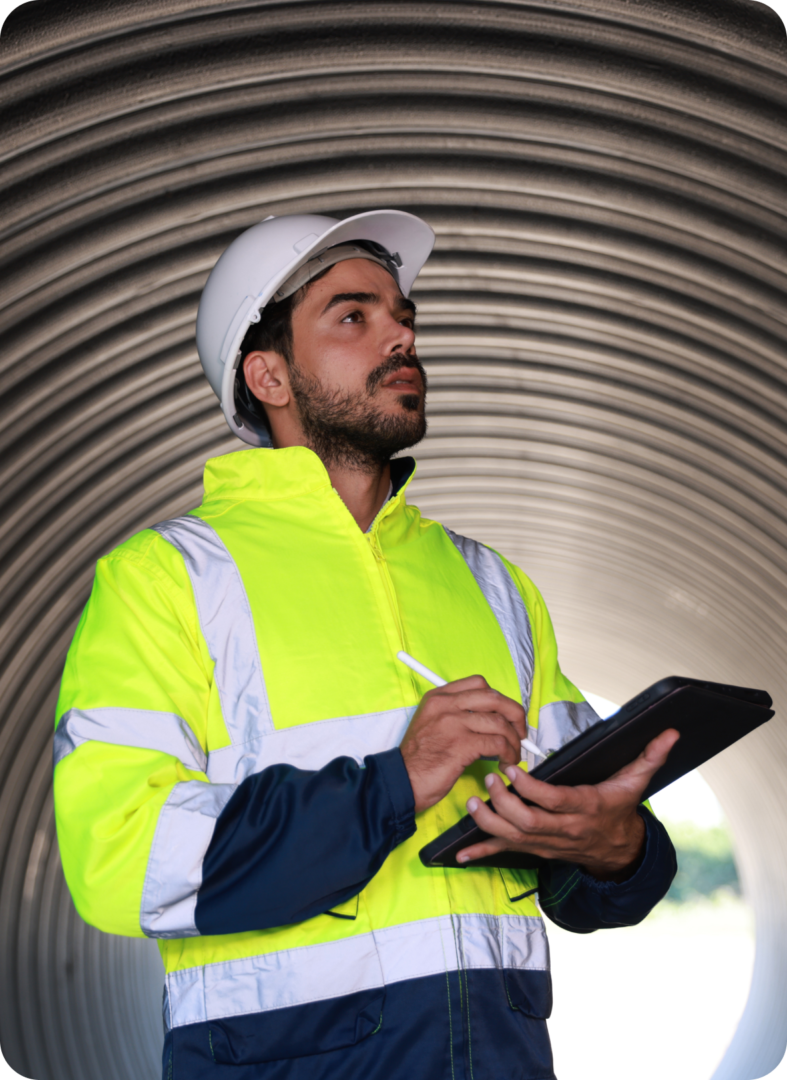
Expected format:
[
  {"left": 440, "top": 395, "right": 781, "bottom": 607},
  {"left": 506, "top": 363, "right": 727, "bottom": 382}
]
[{"left": 663, "top": 820, "right": 740, "bottom": 904}]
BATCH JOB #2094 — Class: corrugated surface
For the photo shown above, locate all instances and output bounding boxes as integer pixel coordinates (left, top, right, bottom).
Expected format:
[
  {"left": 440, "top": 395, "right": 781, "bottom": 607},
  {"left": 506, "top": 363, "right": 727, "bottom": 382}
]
[{"left": 0, "top": 2, "right": 785, "bottom": 1077}]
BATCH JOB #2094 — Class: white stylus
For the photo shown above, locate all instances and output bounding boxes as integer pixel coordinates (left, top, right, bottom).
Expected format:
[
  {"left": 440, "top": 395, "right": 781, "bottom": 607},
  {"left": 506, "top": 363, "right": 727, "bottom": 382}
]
[
  {"left": 396, "top": 650, "right": 447, "bottom": 687},
  {"left": 396, "top": 650, "right": 547, "bottom": 760}
]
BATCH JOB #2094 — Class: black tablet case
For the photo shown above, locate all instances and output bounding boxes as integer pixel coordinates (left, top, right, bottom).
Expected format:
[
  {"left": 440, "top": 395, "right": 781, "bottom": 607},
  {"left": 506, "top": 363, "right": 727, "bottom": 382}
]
[{"left": 419, "top": 676, "right": 773, "bottom": 870}]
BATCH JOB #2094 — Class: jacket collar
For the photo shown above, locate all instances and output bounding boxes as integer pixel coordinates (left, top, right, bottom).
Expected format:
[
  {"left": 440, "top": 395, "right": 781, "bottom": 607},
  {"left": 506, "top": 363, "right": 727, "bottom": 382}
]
[{"left": 202, "top": 446, "right": 417, "bottom": 506}]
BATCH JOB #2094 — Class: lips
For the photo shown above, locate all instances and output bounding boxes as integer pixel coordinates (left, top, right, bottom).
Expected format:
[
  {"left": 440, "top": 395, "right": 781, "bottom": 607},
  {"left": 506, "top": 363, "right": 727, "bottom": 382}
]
[
  {"left": 366, "top": 353, "right": 428, "bottom": 395},
  {"left": 381, "top": 367, "right": 423, "bottom": 391}
]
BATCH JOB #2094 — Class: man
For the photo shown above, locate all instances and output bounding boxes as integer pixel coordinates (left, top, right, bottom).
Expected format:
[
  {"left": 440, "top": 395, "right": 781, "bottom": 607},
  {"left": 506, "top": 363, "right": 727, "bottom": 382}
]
[{"left": 53, "top": 209, "right": 677, "bottom": 1080}]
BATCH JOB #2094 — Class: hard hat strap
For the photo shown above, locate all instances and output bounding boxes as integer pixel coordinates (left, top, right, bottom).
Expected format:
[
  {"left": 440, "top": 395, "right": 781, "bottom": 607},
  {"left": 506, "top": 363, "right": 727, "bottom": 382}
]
[{"left": 272, "top": 242, "right": 399, "bottom": 303}]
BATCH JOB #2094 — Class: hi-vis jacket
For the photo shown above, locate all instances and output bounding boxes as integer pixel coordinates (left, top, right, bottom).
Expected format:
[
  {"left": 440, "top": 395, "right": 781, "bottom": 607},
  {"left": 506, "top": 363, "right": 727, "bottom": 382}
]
[{"left": 54, "top": 448, "right": 676, "bottom": 1080}]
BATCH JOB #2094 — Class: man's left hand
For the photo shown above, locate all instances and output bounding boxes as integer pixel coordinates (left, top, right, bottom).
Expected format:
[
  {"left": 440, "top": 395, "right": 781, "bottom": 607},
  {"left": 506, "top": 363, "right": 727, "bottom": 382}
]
[{"left": 459, "top": 728, "right": 680, "bottom": 881}]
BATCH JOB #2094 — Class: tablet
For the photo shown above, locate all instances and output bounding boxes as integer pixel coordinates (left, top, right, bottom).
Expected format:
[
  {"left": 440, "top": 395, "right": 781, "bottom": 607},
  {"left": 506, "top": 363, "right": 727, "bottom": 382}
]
[{"left": 418, "top": 676, "right": 773, "bottom": 870}]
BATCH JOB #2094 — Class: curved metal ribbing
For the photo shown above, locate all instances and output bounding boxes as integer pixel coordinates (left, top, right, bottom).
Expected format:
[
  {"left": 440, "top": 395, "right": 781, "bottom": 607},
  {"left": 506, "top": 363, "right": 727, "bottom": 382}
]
[{"left": 0, "top": 2, "right": 785, "bottom": 1077}]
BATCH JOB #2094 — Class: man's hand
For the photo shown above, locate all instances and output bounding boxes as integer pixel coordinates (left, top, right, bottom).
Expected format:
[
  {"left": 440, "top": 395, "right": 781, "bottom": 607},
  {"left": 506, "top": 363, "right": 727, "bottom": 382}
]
[
  {"left": 458, "top": 728, "right": 680, "bottom": 881},
  {"left": 400, "top": 676, "right": 527, "bottom": 814}
]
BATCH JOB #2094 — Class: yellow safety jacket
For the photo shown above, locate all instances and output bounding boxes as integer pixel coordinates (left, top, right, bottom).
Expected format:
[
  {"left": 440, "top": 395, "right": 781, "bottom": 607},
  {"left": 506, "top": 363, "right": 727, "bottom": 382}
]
[{"left": 53, "top": 447, "right": 606, "bottom": 1071}]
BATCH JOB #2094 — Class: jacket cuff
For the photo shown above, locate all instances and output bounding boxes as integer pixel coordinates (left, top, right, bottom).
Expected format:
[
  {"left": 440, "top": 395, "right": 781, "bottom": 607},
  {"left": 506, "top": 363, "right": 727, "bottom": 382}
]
[
  {"left": 368, "top": 747, "right": 417, "bottom": 847},
  {"left": 576, "top": 805, "right": 674, "bottom": 895}
]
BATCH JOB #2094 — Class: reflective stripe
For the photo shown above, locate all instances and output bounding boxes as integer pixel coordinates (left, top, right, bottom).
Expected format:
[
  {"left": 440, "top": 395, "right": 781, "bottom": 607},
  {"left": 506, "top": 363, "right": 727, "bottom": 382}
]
[
  {"left": 379, "top": 911, "right": 547, "bottom": 985},
  {"left": 443, "top": 527, "right": 534, "bottom": 706},
  {"left": 206, "top": 705, "right": 416, "bottom": 784},
  {"left": 163, "top": 912, "right": 547, "bottom": 1029},
  {"left": 54, "top": 702, "right": 413, "bottom": 784},
  {"left": 53, "top": 707, "right": 208, "bottom": 773},
  {"left": 140, "top": 780, "right": 236, "bottom": 939},
  {"left": 532, "top": 700, "right": 600, "bottom": 758},
  {"left": 153, "top": 516, "right": 274, "bottom": 740}
]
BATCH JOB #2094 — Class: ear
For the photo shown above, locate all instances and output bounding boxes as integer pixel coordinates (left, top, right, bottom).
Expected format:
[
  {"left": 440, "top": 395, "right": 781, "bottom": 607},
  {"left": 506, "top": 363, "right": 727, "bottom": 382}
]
[{"left": 243, "top": 351, "right": 291, "bottom": 409}]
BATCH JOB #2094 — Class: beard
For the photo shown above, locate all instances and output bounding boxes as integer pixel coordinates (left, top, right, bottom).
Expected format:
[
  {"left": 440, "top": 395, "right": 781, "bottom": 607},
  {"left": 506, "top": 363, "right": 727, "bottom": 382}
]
[{"left": 288, "top": 352, "right": 428, "bottom": 471}]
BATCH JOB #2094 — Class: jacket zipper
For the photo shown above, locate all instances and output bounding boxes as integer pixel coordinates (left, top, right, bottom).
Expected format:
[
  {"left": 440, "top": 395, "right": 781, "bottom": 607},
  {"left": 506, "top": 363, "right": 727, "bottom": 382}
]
[
  {"left": 369, "top": 501, "right": 468, "bottom": 1062},
  {"left": 366, "top": 510, "right": 424, "bottom": 699},
  {"left": 367, "top": 527, "right": 407, "bottom": 651}
]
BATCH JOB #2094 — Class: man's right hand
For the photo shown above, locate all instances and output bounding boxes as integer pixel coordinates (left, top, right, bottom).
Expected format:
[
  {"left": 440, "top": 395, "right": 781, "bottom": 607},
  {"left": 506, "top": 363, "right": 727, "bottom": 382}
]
[{"left": 399, "top": 676, "right": 527, "bottom": 813}]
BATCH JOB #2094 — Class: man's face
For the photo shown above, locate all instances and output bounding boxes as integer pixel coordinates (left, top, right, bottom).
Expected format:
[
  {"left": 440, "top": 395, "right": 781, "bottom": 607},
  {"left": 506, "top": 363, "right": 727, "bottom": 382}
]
[{"left": 286, "top": 258, "right": 427, "bottom": 469}]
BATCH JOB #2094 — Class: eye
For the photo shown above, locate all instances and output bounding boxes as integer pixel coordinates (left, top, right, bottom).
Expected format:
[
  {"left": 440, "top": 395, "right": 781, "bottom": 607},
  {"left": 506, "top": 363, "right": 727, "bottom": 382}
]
[
  {"left": 399, "top": 316, "right": 415, "bottom": 330},
  {"left": 341, "top": 310, "right": 363, "bottom": 323}
]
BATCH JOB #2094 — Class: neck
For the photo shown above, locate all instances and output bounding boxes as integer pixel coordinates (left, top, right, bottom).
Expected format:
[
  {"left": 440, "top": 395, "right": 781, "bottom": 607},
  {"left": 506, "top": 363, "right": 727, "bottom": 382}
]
[
  {"left": 325, "top": 460, "right": 392, "bottom": 531},
  {"left": 269, "top": 417, "right": 395, "bottom": 531},
  {"left": 269, "top": 413, "right": 396, "bottom": 530}
]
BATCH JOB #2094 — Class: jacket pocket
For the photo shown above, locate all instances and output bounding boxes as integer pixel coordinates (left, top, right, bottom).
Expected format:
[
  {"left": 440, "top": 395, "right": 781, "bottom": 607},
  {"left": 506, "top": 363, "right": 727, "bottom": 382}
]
[
  {"left": 498, "top": 866, "right": 539, "bottom": 903},
  {"left": 500, "top": 913, "right": 552, "bottom": 1019},
  {"left": 503, "top": 967, "right": 553, "bottom": 1019},
  {"left": 208, "top": 985, "right": 385, "bottom": 1064},
  {"left": 207, "top": 903, "right": 386, "bottom": 1065}
]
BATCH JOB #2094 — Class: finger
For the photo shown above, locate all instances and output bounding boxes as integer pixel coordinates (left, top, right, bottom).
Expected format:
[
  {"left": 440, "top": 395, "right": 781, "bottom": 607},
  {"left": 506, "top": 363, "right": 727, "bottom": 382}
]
[
  {"left": 600, "top": 728, "right": 681, "bottom": 797},
  {"left": 465, "top": 787, "right": 577, "bottom": 856},
  {"left": 483, "top": 773, "right": 584, "bottom": 837},
  {"left": 466, "top": 793, "right": 530, "bottom": 844},
  {"left": 644, "top": 727, "right": 681, "bottom": 763},
  {"left": 467, "top": 779, "right": 575, "bottom": 840},
  {"left": 484, "top": 771, "right": 540, "bottom": 821},
  {"left": 471, "top": 689, "right": 527, "bottom": 738},
  {"left": 459, "top": 791, "right": 596, "bottom": 863},
  {"left": 457, "top": 833, "right": 582, "bottom": 864},
  {"left": 460, "top": 713, "right": 522, "bottom": 762},
  {"left": 456, "top": 835, "right": 511, "bottom": 863},
  {"left": 435, "top": 674, "right": 490, "bottom": 694},
  {"left": 442, "top": 687, "right": 527, "bottom": 738},
  {"left": 503, "top": 729, "right": 681, "bottom": 809},
  {"left": 501, "top": 764, "right": 586, "bottom": 814},
  {"left": 469, "top": 733, "right": 523, "bottom": 767}
]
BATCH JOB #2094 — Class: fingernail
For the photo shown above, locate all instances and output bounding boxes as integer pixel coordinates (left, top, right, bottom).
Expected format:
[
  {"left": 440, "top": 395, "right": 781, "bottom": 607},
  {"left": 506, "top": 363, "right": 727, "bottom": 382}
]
[
  {"left": 505, "top": 766, "right": 518, "bottom": 782},
  {"left": 484, "top": 773, "right": 495, "bottom": 789},
  {"left": 457, "top": 853, "right": 469, "bottom": 863},
  {"left": 467, "top": 797, "right": 479, "bottom": 812}
]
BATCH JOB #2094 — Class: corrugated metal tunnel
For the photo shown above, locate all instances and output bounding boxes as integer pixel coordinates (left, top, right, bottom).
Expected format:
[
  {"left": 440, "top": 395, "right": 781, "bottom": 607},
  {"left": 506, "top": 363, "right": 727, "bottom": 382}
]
[{"left": 1, "top": 1, "right": 786, "bottom": 1077}]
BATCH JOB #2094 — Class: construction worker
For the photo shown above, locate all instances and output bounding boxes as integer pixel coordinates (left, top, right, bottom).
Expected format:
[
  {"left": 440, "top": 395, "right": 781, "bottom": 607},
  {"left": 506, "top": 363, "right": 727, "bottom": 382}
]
[{"left": 53, "top": 209, "right": 678, "bottom": 1080}]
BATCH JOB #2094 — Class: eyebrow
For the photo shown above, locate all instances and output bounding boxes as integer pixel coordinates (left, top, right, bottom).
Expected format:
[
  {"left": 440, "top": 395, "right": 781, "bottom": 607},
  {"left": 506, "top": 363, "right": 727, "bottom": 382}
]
[{"left": 320, "top": 291, "right": 417, "bottom": 318}]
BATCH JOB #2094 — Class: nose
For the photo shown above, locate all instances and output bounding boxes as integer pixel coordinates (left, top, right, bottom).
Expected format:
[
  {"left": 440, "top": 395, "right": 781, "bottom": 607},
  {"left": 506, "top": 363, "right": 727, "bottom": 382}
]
[{"left": 382, "top": 311, "right": 416, "bottom": 356}]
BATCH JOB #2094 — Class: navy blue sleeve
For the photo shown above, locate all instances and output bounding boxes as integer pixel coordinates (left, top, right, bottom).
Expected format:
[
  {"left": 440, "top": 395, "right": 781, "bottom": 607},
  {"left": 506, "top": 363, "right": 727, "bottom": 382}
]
[
  {"left": 195, "top": 748, "right": 416, "bottom": 935},
  {"left": 537, "top": 807, "right": 677, "bottom": 933}
]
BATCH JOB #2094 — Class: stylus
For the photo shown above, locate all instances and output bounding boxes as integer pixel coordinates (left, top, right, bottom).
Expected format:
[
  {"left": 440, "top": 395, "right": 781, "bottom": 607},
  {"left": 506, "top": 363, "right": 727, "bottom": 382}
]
[
  {"left": 396, "top": 650, "right": 546, "bottom": 760},
  {"left": 396, "top": 650, "right": 447, "bottom": 686}
]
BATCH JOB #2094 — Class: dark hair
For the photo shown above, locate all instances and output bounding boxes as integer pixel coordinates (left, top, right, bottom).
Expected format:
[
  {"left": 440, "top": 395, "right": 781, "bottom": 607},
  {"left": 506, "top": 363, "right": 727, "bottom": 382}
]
[
  {"left": 234, "top": 294, "right": 296, "bottom": 438},
  {"left": 234, "top": 261, "right": 338, "bottom": 438}
]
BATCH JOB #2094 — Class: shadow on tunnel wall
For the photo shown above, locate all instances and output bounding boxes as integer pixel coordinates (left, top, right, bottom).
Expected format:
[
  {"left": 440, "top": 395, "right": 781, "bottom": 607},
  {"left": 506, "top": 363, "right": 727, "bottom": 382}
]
[{"left": 1, "top": 1, "right": 786, "bottom": 1077}]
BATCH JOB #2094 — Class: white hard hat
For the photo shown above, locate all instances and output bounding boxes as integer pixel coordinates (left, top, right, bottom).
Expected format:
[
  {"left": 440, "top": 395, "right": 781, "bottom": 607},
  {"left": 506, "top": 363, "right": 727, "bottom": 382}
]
[{"left": 196, "top": 209, "right": 436, "bottom": 446}]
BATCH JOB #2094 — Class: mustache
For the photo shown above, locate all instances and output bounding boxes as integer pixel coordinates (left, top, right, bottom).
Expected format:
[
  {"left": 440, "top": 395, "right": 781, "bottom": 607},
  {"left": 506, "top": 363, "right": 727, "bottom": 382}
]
[{"left": 366, "top": 352, "right": 427, "bottom": 395}]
